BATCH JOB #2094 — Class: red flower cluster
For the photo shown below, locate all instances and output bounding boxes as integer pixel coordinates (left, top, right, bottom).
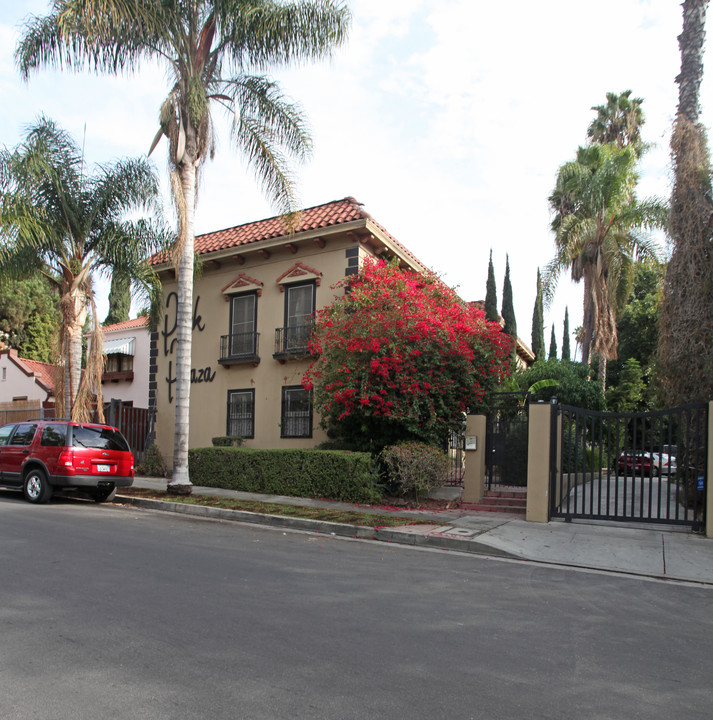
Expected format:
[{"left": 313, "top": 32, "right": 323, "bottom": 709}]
[{"left": 303, "top": 259, "right": 513, "bottom": 449}]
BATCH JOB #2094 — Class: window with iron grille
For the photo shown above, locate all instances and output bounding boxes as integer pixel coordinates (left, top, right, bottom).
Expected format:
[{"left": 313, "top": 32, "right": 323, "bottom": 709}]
[
  {"left": 227, "top": 389, "right": 255, "bottom": 439},
  {"left": 281, "top": 386, "right": 312, "bottom": 438}
]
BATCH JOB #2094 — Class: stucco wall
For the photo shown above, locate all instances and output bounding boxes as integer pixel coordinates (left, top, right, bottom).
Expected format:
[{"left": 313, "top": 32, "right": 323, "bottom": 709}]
[{"left": 0, "top": 358, "right": 49, "bottom": 403}]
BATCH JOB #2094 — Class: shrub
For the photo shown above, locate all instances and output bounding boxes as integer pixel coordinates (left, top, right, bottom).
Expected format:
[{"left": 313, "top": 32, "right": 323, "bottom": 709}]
[
  {"left": 212, "top": 436, "right": 244, "bottom": 447},
  {"left": 380, "top": 442, "right": 450, "bottom": 501},
  {"left": 188, "top": 447, "right": 381, "bottom": 504},
  {"left": 137, "top": 443, "right": 168, "bottom": 477},
  {"left": 304, "top": 258, "right": 512, "bottom": 452}
]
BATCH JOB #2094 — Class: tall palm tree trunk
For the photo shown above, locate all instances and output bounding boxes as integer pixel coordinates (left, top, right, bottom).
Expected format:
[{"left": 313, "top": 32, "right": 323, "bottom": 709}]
[
  {"left": 64, "top": 289, "right": 88, "bottom": 418},
  {"left": 169, "top": 157, "right": 197, "bottom": 490}
]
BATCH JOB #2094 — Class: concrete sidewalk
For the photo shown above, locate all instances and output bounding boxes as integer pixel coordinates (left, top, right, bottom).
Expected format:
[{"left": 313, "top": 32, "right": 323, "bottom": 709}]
[{"left": 121, "top": 477, "right": 713, "bottom": 585}]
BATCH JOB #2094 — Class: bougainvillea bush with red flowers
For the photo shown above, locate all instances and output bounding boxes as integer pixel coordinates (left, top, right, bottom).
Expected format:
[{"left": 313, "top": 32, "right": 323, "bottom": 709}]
[{"left": 303, "top": 259, "right": 513, "bottom": 452}]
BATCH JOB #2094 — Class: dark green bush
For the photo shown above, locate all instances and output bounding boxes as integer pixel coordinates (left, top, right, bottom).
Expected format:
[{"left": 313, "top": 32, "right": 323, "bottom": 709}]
[
  {"left": 188, "top": 447, "right": 381, "bottom": 503},
  {"left": 136, "top": 443, "right": 168, "bottom": 477},
  {"left": 212, "top": 436, "right": 244, "bottom": 447}
]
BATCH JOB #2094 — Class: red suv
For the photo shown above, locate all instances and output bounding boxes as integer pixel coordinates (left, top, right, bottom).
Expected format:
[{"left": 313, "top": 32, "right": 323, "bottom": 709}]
[{"left": 0, "top": 419, "right": 134, "bottom": 503}]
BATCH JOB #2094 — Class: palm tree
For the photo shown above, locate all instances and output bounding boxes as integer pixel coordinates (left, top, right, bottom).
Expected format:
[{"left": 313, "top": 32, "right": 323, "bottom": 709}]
[
  {"left": 545, "top": 143, "right": 667, "bottom": 389},
  {"left": 587, "top": 90, "right": 645, "bottom": 155},
  {"left": 659, "top": 0, "right": 713, "bottom": 404},
  {"left": 16, "top": 0, "right": 351, "bottom": 493},
  {"left": 0, "top": 116, "right": 167, "bottom": 420}
]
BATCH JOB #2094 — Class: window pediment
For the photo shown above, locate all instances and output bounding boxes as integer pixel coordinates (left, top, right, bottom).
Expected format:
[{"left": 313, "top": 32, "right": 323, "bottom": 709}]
[
  {"left": 276, "top": 262, "right": 322, "bottom": 293},
  {"left": 221, "top": 273, "right": 264, "bottom": 300}
]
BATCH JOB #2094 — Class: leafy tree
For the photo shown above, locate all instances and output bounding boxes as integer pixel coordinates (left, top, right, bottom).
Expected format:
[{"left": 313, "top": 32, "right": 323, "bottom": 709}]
[
  {"left": 514, "top": 359, "right": 605, "bottom": 410},
  {"left": 0, "top": 276, "right": 59, "bottom": 362},
  {"left": 531, "top": 268, "right": 545, "bottom": 360},
  {"left": 0, "top": 117, "right": 166, "bottom": 419},
  {"left": 17, "top": 0, "right": 351, "bottom": 492},
  {"left": 606, "top": 358, "right": 645, "bottom": 413},
  {"left": 484, "top": 249, "right": 499, "bottom": 322},
  {"left": 304, "top": 259, "right": 513, "bottom": 453},
  {"left": 545, "top": 142, "right": 667, "bottom": 388},
  {"left": 548, "top": 324, "right": 557, "bottom": 360},
  {"left": 659, "top": 0, "right": 713, "bottom": 404},
  {"left": 562, "top": 307, "right": 571, "bottom": 361},
  {"left": 587, "top": 90, "right": 645, "bottom": 155},
  {"left": 105, "top": 267, "right": 131, "bottom": 326},
  {"left": 616, "top": 263, "right": 662, "bottom": 370},
  {"left": 501, "top": 255, "right": 517, "bottom": 356}
]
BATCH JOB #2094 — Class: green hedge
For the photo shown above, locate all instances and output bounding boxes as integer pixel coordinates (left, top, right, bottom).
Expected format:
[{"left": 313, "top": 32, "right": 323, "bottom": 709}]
[{"left": 188, "top": 447, "right": 381, "bottom": 503}]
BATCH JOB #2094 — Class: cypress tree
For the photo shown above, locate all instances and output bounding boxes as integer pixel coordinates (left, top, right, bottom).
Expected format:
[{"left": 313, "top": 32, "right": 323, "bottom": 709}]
[
  {"left": 531, "top": 268, "right": 545, "bottom": 360},
  {"left": 105, "top": 267, "right": 131, "bottom": 326},
  {"left": 549, "top": 324, "right": 558, "bottom": 360},
  {"left": 484, "top": 249, "right": 499, "bottom": 322},
  {"left": 562, "top": 307, "right": 571, "bottom": 361},
  {"left": 501, "top": 256, "right": 517, "bottom": 356}
]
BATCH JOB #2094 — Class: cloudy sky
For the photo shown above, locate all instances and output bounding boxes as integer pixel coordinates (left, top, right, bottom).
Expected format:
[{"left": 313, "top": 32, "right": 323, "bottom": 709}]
[{"left": 1, "top": 1, "right": 711, "bottom": 357}]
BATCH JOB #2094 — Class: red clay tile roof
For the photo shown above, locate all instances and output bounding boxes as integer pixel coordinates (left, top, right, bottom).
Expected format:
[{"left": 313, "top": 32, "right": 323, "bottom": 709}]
[
  {"left": 3, "top": 349, "right": 56, "bottom": 393},
  {"left": 102, "top": 317, "right": 150, "bottom": 333},
  {"left": 150, "top": 197, "right": 424, "bottom": 269},
  {"left": 21, "top": 358, "right": 56, "bottom": 392}
]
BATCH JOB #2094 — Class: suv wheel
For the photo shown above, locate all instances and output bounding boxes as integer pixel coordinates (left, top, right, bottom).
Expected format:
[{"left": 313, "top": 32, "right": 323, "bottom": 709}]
[{"left": 24, "top": 469, "right": 53, "bottom": 504}]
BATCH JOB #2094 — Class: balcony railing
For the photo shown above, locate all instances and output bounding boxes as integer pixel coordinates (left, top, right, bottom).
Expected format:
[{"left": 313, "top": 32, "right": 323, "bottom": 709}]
[
  {"left": 101, "top": 370, "right": 135, "bottom": 383},
  {"left": 219, "top": 332, "right": 260, "bottom": 365},
  {"left": 273, "top": 323, "right": 314, "bottom": 360}
]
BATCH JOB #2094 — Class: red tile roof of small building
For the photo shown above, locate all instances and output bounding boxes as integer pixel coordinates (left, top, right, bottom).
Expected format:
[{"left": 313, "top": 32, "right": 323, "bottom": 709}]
[
  {"left": 150, "top": 197, "right": 422, "bottom": 267},
  {"left": 2, "top": 349, "right": 56, "bottom": 393},
  {"left": 102, "top": 317, "right": 150, "bottom": 333},
  {"left": 21, "top": 357, "right": 56, "bottom": 392}
]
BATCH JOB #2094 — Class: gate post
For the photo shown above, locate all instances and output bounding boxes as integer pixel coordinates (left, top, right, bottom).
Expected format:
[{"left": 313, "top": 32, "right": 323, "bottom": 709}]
[
  {"left": 526, "top": 402, "right": 553, "bottom": 522},
  {"left": 706, "top": 400, "right": 713, "bottom": 538},
  {"left": 463, "top": 414, "right": 487, "bottom": 503}
]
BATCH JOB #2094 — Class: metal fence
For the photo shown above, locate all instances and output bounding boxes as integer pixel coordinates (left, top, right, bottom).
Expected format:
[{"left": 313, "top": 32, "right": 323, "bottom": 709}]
[{"left": 551, "top": 402, "right": 707, "bottom": 530}]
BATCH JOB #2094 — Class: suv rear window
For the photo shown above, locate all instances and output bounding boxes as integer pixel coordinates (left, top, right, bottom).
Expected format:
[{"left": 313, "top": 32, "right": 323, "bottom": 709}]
[
  {"left": 41, "top": 424, "right": 69, "bottom": 447},
  {"left": 72, "top": 425, "right": 130, "bottom": 452}
]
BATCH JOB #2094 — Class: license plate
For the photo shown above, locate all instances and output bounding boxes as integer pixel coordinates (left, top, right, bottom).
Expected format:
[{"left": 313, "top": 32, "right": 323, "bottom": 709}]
[{"left": 96, "top": 464, "right": 110, "bottom": 473}]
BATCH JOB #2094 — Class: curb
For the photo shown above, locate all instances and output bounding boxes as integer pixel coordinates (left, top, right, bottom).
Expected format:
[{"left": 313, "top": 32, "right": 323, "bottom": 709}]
[
  {"left": 373, "top": 526, "right": 520, "bottom": 558},
  {"left": 114, "top": 495, "right": 520, "bottom": 558},
  {"left": 116, "top": 495, "right": 377, "bottom": 540}
]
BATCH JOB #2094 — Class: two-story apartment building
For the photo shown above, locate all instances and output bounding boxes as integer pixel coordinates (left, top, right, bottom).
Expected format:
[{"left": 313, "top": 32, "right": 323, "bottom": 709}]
[
  {"left": 150, "top": 197, "right": 430, "bottom": 455},
  {"left": 100, "top": 317, "right": 151, "bottom": 407}
]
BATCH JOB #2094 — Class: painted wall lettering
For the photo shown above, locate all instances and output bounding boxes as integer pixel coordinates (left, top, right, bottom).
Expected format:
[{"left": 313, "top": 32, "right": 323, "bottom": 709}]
[
  {"left": 163, "top": 292, "right": 213, "bottom": 404},
  {"left": 191, "top": 367, "right": 217, "bottom": 384}
]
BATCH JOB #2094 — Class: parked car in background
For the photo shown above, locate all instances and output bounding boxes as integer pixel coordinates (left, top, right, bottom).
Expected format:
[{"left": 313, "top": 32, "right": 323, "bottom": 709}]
[
  {"left": 616, "top": 452, "right": 657, "bottom": 477},
  {"left": 0, "top": 420, "right": 134, "bottom": 503},
  {"left": 651, "top": 452, "right": 677, "bottom": 476}
]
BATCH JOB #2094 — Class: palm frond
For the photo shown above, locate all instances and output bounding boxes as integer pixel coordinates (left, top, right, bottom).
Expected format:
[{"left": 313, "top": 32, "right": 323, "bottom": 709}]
[{"left": 217, "top": 0, "right": 350, "bottom": 72}]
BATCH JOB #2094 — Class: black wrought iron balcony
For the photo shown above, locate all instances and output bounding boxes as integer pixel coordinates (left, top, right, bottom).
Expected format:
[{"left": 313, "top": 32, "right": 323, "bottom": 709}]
[
  {"left": 219, "top": 332, "right": 260, "bottom": 365},
  {"left": 273, "top": 323, "right": 314, "bottom": 360}
]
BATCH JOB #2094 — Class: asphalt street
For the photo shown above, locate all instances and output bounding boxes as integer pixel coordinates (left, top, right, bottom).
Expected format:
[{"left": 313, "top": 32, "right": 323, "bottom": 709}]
[{"left": 1, "top": 492, "right": 712, "bottom": 720}]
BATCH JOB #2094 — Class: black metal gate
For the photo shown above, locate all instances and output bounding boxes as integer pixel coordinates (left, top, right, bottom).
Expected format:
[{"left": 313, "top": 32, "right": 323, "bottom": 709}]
[
  {"left": 486, "top": 392, "right": 530, "bottom": 489},
  {"left": 550, "top": 403, "right": 708, "bottom": 530},
  {"left": 447, "top": 428, "right": 465, "bottom": 486}
]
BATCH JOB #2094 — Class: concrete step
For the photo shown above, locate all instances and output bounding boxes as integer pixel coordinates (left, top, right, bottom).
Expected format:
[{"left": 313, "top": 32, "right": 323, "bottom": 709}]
[
  {"left": 460, "top": 502, "right": 527, "bottom": 516},
  {"left": 480, "top": 495, "right": 527, "bottom": 506}
]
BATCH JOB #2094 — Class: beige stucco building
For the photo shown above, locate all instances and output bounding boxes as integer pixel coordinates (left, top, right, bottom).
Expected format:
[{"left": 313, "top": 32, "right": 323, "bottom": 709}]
[{"left": 150, "top": 197, "right": 429, "bottom": 457}]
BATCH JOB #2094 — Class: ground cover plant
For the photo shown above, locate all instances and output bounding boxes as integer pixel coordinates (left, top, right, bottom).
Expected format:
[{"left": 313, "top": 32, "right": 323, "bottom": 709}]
[{"left": 118, "top": 488, "right": 419, "bottom": 528}]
